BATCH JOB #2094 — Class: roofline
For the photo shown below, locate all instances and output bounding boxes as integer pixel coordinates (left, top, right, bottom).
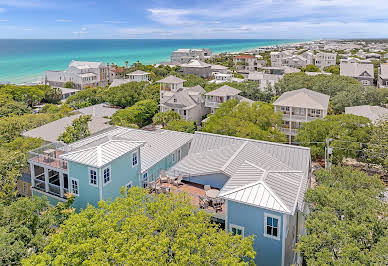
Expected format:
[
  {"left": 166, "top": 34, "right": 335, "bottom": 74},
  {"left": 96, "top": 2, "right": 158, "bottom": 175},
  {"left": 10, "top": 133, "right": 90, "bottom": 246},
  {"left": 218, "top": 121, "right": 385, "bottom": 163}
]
[{"left": 194, "top": 131, "right": 311, "bottom": 151}]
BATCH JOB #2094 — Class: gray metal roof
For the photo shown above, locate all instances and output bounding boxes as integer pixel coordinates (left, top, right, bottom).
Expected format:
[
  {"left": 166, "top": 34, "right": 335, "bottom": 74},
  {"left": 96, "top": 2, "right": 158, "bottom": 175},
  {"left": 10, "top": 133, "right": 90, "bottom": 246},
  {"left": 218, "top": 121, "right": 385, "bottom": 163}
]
[
  {"left": 66, "top": 127, "right": 193, "bottom": 172},
  {"left": 161, "top": 86, "right": 205, "bottom": 109},
  {"left": 340, "top": 59, "right": 374, "bottom": 78},
  {"left": 345, "top": 105, "right": 388, "bottom": 123},
  {"left": 157, "top": 75, "right": 186, "bottom": 84},
  {"left": 273, "top": 88, "right": 330, "bottom": 110},
  {"left": 109, "top": 79, "right": 131, "bottom": 88},
  {"left": 205, "top": 85, "right": 241, "bottom": 96},
  {"left": 181, "top": 60, "right": 211, "bottom": 68},
  {"left": 168, "top": 131, "right": 311, "bottom": 214},
  {"left": 127, "top": 70, "right": 150, "bottom": 75}
]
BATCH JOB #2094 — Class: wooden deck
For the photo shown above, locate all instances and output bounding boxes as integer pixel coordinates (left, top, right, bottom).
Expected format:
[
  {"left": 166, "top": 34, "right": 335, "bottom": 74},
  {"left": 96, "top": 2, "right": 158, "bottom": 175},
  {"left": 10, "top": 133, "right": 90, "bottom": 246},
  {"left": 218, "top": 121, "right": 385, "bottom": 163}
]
[{"left": 30, "top": 150, "right": 67, "bottom": 170}]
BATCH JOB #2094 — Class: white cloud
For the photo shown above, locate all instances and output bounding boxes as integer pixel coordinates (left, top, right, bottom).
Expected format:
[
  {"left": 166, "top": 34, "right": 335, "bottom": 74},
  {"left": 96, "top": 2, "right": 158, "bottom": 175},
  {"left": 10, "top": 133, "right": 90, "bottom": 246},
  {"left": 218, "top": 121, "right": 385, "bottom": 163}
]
[
  {"left": 0, "top": 7, "right": 5, "bottom": 12},
  {"left": 0, "top": 19, "right": 7, "bottom": 22},
  {"left": 56, "top": 19, "right": 72, "bottom": 23},
  {"left": 147, "top": 8, "right": 195, "bottom": 25},
  {"left": 23, "top": 28, "right": 32, "bottom": 31},
  {"left": 104, "top": 20, "right": 127, "bottom": 24}
]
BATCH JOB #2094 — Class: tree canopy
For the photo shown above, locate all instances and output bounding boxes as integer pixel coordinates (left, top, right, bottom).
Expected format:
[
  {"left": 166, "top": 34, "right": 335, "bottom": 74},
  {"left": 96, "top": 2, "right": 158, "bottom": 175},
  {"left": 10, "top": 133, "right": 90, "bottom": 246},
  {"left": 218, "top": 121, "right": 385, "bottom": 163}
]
[
  {"left": 202, "top": 100, "right": 286, "bottom": 142},
  {"left": 297, "top": 166, "right": 387, "bottom": 265},
  {"left": 58, "top": 115, "right": 91, "bottom": 144},
  {"left": 152, "top": 110, "right": 181, "bottom": 127},
  {"left": 111, "top": 100, "right": 158, "bottom": 128},
  {"left": 295, "top": 114, "right": 372, "bottom": 162},
  {"left": 164, "top": 119, "right": 197, "bottom": 133},
  {"left": 365, "top": 120, "right": 388, "bottom": 167},
  {"left": 24, "top": 188, "right": 255, "bottom": 265}
]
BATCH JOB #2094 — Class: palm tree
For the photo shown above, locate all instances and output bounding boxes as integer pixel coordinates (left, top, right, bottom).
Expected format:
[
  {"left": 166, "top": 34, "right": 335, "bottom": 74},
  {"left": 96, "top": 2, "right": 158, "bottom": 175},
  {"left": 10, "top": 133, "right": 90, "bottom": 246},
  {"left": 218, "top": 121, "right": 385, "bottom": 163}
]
[{"left": 125, "top": 61, "right": 129, "bottom": 68}]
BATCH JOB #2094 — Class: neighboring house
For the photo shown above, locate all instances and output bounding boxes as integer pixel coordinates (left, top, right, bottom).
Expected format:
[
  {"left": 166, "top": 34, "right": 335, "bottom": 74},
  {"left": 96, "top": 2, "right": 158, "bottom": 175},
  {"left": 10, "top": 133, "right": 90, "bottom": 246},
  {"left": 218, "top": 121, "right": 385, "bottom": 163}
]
[
  {"left": 17, "top": 173, "right": 32, "bottom": 197},
  {"left": 59, "top": 87, "right": 78, "bottom": 100},
  {"left": 204, "top": 85, "right": 253, "bottom": 114},
  {"left": 365, "top": 53, "right": 381, "bottom": 60},
  {"left": 300, "top": 51, "right": 314, "bottom": 65},
  {"left": 160, "top": 85, "right": 209, "bottom": 124},
  {"left": 210, "top": 64, "right": 229, "bottom": 74},
  {"left": 209, "top": 73, "right": 244, "bottom": 84},
  {"left": 180, "top": 60, "right": 212, "bottom": 78},
  {"left": 273, "top": 88, "right": 330, "bottom": 144},
  {"left": 168, "top": 131, "right": 311, "bottom": 266},
  {"left": 340, "top": 58, "right": 374, "bottom": 86},
  {"left": 247, "top": 72, "right": 283, "bottom": 91},
  {"left": 28, "top": 127, "right": 193, "bottom": 209},
  {"left": 170, "top": 48, "right": 212, "bottom": 63},
  {"left": 109, "top": 66, "right": 125, "bottom": 82},
  {"left": 45, "top": 61, "right": 109, "bottom": 90},
  {"left": 109, "top": 79, "right": 131, "bottom": 88},
  {"left": 233, "top": 55, "right": 265, "bottom": 72},
  {"left": 314, "top": 52, "right": 336, "bottom": 69},
  {"left": 345, "top": 105, "right": 388, "bottom": 123},
  {"left": 158, "top": 75, "right": 208, "bottom": 124},
  {"left": 271, "top": 51, "right": 309, "bottom": 68},
  {"left": 377, "top": 63, "right": 388, "bottom": 88},
  {"left": 127, "top": 70, "right": 151, "bottom": 82},
  {"left": 22, "top": 103, "right": 119, "bottom": 142}
]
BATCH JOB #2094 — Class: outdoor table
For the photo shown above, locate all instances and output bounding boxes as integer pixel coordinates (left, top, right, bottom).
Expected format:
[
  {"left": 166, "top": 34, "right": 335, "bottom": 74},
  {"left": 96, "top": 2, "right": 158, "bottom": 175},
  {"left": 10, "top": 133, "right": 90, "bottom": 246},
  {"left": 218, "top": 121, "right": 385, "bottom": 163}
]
[
  {"left": 43, "top": 149, "right": 55, "bottom": 162},
  {"left": 205, "top": 189, "right": 219, "bottom": 198}
]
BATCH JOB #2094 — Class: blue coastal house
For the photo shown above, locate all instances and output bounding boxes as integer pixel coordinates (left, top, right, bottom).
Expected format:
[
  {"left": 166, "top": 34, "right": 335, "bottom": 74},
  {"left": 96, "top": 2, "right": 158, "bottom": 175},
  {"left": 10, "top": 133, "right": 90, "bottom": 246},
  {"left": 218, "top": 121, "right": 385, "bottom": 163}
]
[
  {"left": 168, "top": 132, "right": 311, "bottom": 266},
  {"left": 28, "top": 127, "right": 193, "bottom": 209},
  {"left": 28, "top": 127, "right": 311, "bottom": 265}
]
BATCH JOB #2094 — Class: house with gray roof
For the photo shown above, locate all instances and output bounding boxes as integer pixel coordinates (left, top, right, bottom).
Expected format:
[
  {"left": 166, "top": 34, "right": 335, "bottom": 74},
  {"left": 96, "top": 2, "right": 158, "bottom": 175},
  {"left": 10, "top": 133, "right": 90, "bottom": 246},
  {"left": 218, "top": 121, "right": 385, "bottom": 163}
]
[
  {"left": 170, "top": 48, "right": 212, "bottom": 63},
  {"left": 22, "top": 103, "right": 119, "bottom": 143},
  {"left": 180, "top": 60, "right": 212, "bottom": 78},
  {"left": 345, "top": 105, "right": 388, "bottom": 123},
  {"left": 127, "top": 70, "right": 151, "bottom": 82},
  {"left": 314, "top": 52, "right": 336, "bottom": 69},
  {"left": 273, "top": 88, "right": 330, "bottom": 144},
  {"left": 28, "top": 126, "right": 193, "bottom": 210},
  {"left": 168, "top": 131, "right": 311, "bottom": 266},
  {"left": 204, "top": 85, "right": 254, "bottom": 114},
  {"left": 340, "top": 58, "right": 374, "bottom": 86}
]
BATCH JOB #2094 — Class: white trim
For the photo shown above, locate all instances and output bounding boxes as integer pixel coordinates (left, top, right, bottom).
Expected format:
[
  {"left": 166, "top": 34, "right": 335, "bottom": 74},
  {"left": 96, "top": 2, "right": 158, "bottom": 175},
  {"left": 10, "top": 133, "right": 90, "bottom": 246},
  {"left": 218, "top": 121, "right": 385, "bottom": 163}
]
[
  {"left": 70, "top": 177, "right": 79, "bottom": 196},
  {"left": 88, "top": 167, "right": 98, "bottom": 187},
  {"left": 99, "top": 168, "right": 103, "bottom": 201},
  {"left": 229, "top": 224, "right": 245, "bottom": 237},
  {"left": 125, "top": 181, "right": 133, "bottom": 189},
  {"left": 132, "top": 151, "right": 138, "bottom": 168},
  {"left": 102, "top": 165, "right": 112, "bottom": 186},
  {"left": 264, "top": 212, "right": 281, "bottom": 240},
  {"left": 225, "top": 200, "right": 229, "bottom": 233},
  {"left": 281, "top": 213, "right": 287, "bottom": 266}
]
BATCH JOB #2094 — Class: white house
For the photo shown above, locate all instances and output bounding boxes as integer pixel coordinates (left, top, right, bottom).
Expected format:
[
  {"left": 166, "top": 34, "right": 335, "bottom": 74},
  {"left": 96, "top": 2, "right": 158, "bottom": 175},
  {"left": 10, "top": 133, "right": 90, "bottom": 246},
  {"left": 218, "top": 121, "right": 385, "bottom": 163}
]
[
  {"left": 340, "top": 58, "right": 374, "bottom": 86},
  {"left": 314, "top": 52, "right": 336, "bottom": 69},
  {"left": 170, "top": 48, "right": 212, "bottom": 63},
  {"left": 273, "top": 88, "right": 330, "bottom": 144},
  {"left": 180, "top": 60, "right": 212, "bottom": 78},
  {"left": 233, "top": 55, "right": 266, "bottom": 72},
  {"left": 209, "top": 73, "right": 244, "bottom": 84},
  {"left": 45, "top": 61, "right": 109, "bottom": 90},
  {"left": 127, "top": 70, "right": 151, "bottom": 82},
  {"left": 377, "top": 63, "right": 388, "bottom": 88},
  {"left": 345, "top": 105, "right": 388, "bottom": 123}
]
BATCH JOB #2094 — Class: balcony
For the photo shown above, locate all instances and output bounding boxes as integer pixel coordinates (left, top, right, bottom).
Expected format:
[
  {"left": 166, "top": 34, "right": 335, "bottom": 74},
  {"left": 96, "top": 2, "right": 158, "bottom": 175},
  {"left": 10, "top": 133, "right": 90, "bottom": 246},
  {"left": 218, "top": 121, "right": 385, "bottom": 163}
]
[
  {"left": 31, "top": 165, "right": 69, "bottom": 199},
  {"left": 205, "top": 101, "right": 221, "bottom": 108},
  {"left": 28, "top": 142, "right": 69, "bottom": 170},
  {"left": 280, "top": 127, "right": 298, "bottom": 135},
  {"left": 281, "top": 113, "right": 323, "bottom": 122}
]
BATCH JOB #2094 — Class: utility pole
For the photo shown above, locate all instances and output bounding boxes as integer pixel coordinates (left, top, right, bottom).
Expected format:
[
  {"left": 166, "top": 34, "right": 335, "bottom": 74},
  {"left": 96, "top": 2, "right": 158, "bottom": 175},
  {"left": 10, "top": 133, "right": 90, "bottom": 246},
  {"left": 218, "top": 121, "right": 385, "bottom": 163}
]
[{"left": 325, "top": 138, "right": 333, "bottom": 170}]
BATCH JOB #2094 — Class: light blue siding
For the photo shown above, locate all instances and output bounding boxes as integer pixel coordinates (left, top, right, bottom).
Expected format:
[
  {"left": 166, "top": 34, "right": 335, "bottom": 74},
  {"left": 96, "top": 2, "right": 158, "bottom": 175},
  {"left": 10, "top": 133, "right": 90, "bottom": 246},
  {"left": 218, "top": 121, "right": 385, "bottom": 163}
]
[
  {"left": 102, "top": 149, "right": 141, "bottom": 202},
  {"left": 227, "top": 200, "right": 284, "bottom": 266},
  {"left": 185, "top": 173, "right": 229, "bottom": 189},
  {"left": 68, "top": 161, "right": 100, "bottom": 210}
]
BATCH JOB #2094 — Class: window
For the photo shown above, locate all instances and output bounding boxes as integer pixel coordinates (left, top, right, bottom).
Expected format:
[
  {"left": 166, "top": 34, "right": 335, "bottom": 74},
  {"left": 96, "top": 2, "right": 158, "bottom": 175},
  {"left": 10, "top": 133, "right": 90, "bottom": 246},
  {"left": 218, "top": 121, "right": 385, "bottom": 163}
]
[
  {"left": 174, "top": 98, "right": 177, "bottom": 102},
  {"left": 132, "top": 151, "right": 138, "bottom": 167},
  {"left": 230, "top": 224, "right": 244, "bottom": 236},
  {"left": 71, "top": 178, "right": 79, "bottom": 195},
  {"left": 23, "top": 183, "right": 27, "bottom": 194},
  {"left": 362, "top": 80, "right": 369, "bottom": 85},
  {"left": 89, "top": 168, "right": 97, "bottom": 186},
  {"left": 103, "top": 167, "right": 111, "bottom": 185},
  {"left": 143, "top": 172, "right": 148, "bottom": 180},
  {"left": 264, "top": 213, "right": 280, "bottom": 240},
  {"left": 125, "top": 181, "right": 132, "bottom": 189},
  {"left": 172, "top": 152, "right": 176, "bottom": 163},
  {"left": 183, "top": 110, "right": 187, "bottom": 116}
]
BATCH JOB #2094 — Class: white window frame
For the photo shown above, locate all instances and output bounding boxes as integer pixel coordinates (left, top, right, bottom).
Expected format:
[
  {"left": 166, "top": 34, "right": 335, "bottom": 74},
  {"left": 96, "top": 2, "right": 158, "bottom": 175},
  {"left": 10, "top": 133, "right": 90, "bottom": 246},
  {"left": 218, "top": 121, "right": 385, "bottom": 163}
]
[
  {"left": 361, "top": 80, "right": 369, "bottom": 85},
  {"left": 264, "top": 213, "right": 281, "bottom": 240},
  {"left": 132, "top": 151, "right": 138, "bottom": 168},
  {"left": 70, "top": 178, "right": 79, "bottom": 196},
  {"left": 125, "top": 181, "right": 133, "bottom": 189},
  {"left": 172, "top": 152, "right": 176, "bottom": 163},
  {"left": 143, "top": 172, "right": 148, "bottom": 180},
  {"left": 229, "top": 224, "right": 244, "bottom": 237},
  {"left": 103, "top": 166, "right": 111, "bottom": 186},
  {"left": 88, "top": 167, "right": 98, "bottom": 187}
]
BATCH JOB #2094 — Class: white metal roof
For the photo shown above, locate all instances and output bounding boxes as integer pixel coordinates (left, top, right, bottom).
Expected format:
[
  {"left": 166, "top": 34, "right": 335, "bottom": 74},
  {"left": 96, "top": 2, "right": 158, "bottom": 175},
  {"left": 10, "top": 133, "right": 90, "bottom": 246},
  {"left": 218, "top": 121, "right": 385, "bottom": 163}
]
[
  {"left": 157, "top": 75, "right": 186, "bottom": 84},
  {"left": 181, "top": 60, "right": 211, "bottom": 68},
  {"left": 127, "top": 70, "right": 150, "bottom": 75},
  {"left": 205, "top": 85, "right": 241, "bottom": 96},
  {"left": 68, "top": 60, "right": 105, "bottom": 69},
  {"left": 273, "top": 88, "right": 330, "bottom": 110},
  {"left": 345, "top": 105, "right": 388, "bottom": 123}
]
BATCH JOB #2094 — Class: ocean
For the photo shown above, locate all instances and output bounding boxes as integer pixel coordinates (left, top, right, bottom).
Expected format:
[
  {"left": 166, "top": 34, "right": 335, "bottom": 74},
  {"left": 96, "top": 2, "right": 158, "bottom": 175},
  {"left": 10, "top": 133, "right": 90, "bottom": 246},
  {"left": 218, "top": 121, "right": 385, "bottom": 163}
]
[{"left": 0, "top": 39, "right": 305, "bottom": 84}]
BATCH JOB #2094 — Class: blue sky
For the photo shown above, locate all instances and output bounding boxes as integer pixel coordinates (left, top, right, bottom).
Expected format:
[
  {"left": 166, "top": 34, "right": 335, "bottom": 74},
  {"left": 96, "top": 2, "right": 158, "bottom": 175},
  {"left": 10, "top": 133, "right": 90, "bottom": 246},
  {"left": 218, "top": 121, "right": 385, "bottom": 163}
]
[{"left": 0, "top": 0, "right": 387, "bottom": 39}]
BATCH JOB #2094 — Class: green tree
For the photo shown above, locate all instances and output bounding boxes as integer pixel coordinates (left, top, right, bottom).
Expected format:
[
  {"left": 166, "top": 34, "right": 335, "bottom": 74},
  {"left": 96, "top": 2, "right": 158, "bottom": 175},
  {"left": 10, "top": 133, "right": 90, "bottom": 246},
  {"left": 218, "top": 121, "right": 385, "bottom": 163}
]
[
  {"left": 152, "top": 110, "right": 181, "bottom": 127},
  {"left": 323, "top": 65, "right": 340, "bottom": 74},
  {"left": 24, "top": 188, "right": 255, "bottom": 265},
  {"left": 104, "top": 82, "right": 148, "bottom": 108},
  {"left": 295, "top": 114, "right": 372, "bottom": 162},
  {"left": 302, "top": 64, "right": 321, "bottom": 72},
  {"left": 0, "top": 94, "right": 31, "bottom": 117},
  {"left": 65, "top": 86, "right": 106, "bottom": 108},
  {"left": 58, "top": 115, "right": 91, "bottom": 144},
  {"left": 64, "top": 81, "right": 74, "bottom": 88},
  {"left": 202, "top": 100, "right": 286, "bottom": 142},
  {"left": 365, "top": 120, "right": 388, "bottom": 167},
  {"left": 164, "top": 119, "right": 197, "bottom": 133},
  {"left": 0, "top": 195, "right": 75, "bottom": 265},
  {"left": 183, "top": 74, "right": 207, "bottom": 88},
  {"left": 111, "top": 100, "right": 158, "bottom": 128},
  {"left": 296, "top": 166, "right": 387, "bottom": 265}
]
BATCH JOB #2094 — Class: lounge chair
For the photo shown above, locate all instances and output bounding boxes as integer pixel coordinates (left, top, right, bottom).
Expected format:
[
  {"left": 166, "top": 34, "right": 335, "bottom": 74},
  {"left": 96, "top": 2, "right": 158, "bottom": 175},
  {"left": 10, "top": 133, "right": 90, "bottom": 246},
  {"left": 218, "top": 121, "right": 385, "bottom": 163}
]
[
  {"left": 173, "top": 175, "right": 184, "bottom": 187},
  {"left": 160, "top": 170, "right": 168, "bottom": 184}
]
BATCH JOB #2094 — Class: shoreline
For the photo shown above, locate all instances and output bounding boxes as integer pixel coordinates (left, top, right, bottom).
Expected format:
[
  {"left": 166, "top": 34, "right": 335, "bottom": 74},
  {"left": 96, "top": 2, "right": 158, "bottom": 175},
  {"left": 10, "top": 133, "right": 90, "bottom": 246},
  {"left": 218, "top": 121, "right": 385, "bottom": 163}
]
[{"left": 3, "top": 39, "right": 313, "bottom": 85}]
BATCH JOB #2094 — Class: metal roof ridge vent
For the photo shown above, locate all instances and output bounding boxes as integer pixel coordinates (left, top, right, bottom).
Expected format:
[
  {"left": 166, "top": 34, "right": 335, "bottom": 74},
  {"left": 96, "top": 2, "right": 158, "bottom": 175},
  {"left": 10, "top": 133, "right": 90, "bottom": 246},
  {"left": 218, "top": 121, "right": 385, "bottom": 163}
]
[{"left": 220, "top": 141, "right": 248, "bottom": 171}]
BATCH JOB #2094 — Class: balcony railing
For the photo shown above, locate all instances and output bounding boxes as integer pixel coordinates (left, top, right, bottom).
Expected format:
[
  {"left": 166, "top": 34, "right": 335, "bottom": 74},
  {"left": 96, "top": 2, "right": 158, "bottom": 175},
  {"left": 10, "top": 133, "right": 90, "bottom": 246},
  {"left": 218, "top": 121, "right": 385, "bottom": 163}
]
[
  {"left": 28, "top": 142, "right": 69, "bottom": 170},
  {"left": 280, "top": 128, "right": 298, "bottom": 135}
]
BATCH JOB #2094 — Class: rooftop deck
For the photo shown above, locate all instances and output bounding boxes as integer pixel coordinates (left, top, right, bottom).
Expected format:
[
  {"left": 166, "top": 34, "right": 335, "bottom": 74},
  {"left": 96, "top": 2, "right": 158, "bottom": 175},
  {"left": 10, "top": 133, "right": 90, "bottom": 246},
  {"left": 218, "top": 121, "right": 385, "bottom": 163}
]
[{"left": 28, "top": 142, "right": 69, "bottom": 170}]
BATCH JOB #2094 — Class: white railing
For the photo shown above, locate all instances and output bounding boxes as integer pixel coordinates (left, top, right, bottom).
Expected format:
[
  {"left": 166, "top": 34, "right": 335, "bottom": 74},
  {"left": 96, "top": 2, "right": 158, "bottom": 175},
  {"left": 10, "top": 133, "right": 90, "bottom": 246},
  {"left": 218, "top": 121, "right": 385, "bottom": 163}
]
[
  {"left": 205, "top": 101, "right": 220, "bottom": 108},
  {"left": 280, "top": 128, "right": 298, "bottom": 135}
]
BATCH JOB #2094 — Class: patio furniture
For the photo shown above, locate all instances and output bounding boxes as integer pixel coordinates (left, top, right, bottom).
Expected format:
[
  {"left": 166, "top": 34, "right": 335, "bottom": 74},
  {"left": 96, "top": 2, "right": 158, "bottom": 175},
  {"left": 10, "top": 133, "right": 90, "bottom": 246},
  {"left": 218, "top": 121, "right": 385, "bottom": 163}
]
[
  {"left": 199, "top": 195, "right": 209, "bottom": 209},
  {"left": 155, "top": 184, "right": 162, "bottom": 194},
  {"left": 160, "top": 171, "right": 168, "bottom": 183},
  {"left": 204, "top": 185, "right": 211, "bottom": 191},
  {"left": 43, "top": 149, "right": 55, "bottom": 162},
  {"left": 161, "top": 186, "right": 170, "bottom": 194},
  {"left": 213, "top": 198, "right": 224, "bottom": 213},
  {"left": 172, "top": 175, "right": 183, "bottom": 187},
  {"left": 205, "top": 189, "right": 219, "bottom": 198}
]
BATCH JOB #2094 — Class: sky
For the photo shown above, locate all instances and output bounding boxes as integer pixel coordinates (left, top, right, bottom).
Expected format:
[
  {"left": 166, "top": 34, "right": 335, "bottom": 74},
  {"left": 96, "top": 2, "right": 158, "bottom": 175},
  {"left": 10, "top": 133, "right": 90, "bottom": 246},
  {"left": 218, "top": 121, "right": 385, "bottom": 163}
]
[{"left": 0, "top": 0, "right": 387, "bottom": 39}]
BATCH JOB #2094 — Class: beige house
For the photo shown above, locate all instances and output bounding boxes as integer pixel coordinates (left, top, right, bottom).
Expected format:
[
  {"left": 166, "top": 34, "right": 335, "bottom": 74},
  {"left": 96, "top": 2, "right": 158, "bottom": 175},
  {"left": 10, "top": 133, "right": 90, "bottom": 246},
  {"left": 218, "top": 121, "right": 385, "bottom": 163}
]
[
  {"left": 377, "top": 63, "right": 388, "bottom": 88},
  {"left": 345, "top": 105, "right": 388, "bottom": 123},
  {"left": 273, "top": 88, "right": 330, "bottom": 144},
  {"left": 127, "top": 70, "right": 151, "bottom": 82},
  {"left": 158, "top": 75, "right": 208, "bottom": 124},
  {"left": 340, "top": 58, "right": 374, "bottom": 86},
  {"left": 233, "top": 55, "right": 266, "bottom": 72},
  {"left": 181, "top": 60, "right": 212, "bottom": 78}
]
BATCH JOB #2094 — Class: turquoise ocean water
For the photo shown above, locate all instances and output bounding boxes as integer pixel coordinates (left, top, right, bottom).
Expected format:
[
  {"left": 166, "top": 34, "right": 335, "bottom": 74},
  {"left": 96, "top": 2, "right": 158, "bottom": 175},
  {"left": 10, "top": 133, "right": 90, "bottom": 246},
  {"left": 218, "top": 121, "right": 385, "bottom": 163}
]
[{"left": 0, "top": 39, "right": 304, "bottom": 84}]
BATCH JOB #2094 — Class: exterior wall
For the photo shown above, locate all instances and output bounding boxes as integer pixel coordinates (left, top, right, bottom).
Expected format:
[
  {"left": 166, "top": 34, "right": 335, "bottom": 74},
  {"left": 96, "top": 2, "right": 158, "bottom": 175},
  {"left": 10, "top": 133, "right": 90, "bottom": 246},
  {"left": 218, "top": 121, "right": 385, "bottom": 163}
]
[
  {"left": 17, "top": 180, "right": 32, "bottom": 197},
  {"left": 128, "top": 75, "right": 150, "bottom": 82},
  {"left": 68, "top": 161, "right": 101, "bottom": 210},
  {"left": 227, "top": 200, "right": 285, "bottom": 266},
  {"left": 356, "top": 76, "right": 374, "bottom": 86},
  {"left": 182, "top": 66, "right": 212, "bottom": 78},
  {"left": 377, "top": 76, "right": 388, "bottom": 88},
  {"left": 184, "top": 173, "right": 229, "bottom": 189},
  {"left": 101, "top": 149, "right": 141, "bottom": 202}
]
